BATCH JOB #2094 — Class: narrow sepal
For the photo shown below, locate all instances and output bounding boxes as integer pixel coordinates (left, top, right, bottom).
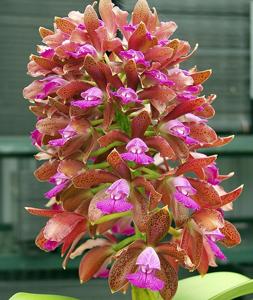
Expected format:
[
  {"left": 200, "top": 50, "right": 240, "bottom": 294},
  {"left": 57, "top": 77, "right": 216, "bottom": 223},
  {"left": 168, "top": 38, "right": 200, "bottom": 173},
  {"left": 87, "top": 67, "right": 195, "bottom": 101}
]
[{"left": 146, "top": 207, "right": 171, "bottom": 245}]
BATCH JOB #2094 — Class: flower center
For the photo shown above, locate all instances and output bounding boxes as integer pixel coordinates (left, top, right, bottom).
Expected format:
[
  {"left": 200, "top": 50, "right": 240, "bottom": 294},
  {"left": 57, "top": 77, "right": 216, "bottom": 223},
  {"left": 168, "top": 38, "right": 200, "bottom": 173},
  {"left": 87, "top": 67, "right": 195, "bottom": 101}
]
[
  {"left": 177, "top": 186, "right": 189, "bottom": 196},
  {"left": 86, "top": 95, "right": 95, "bottom": 101},
  {"left": 171, "top": 126, "right": 187, "bottom": 136},
  {"left": 130, "top": 146, "right": 143, "bottom": 154},
  {"left": 111, "top": 192, "right": 124, "bottom": 201},
  {"left": 140, "top": 264, "right": 153, "bottom": 275}
]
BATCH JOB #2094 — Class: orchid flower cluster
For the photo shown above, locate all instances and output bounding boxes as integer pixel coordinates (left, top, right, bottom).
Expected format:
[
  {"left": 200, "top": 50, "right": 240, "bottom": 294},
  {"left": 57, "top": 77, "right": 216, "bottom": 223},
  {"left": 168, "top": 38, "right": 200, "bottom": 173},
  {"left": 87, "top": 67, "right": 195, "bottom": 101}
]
[{"left": 23, "top": 0, "right": 243, "bottom": 299}]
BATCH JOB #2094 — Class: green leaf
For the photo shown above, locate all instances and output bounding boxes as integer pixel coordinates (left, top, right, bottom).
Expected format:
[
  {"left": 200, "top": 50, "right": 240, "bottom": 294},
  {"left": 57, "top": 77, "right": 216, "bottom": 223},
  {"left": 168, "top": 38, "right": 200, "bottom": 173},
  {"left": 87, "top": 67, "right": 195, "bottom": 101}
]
[
  {"left": 174, "top": 272, "right": 253, "bottom": 300},
  {"left": 93, "top": 210, "right": 132, "bottom": 225},
  {"left": 131, "top": 286, "right": 162, "bottom": 300},
  {"left": 115, "top": 109, "right": 131, "bottom": 135},
  {"left": 9, "top": 293, "right": 79, "bottom": 300}
]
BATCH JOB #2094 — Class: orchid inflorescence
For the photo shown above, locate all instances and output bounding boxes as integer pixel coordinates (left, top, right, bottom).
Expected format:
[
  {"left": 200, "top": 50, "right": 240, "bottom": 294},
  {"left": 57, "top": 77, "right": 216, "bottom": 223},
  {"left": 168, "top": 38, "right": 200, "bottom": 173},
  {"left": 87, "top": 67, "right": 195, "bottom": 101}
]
[{"left": 23, "top": 0, "right": 243, "bottom": 299}]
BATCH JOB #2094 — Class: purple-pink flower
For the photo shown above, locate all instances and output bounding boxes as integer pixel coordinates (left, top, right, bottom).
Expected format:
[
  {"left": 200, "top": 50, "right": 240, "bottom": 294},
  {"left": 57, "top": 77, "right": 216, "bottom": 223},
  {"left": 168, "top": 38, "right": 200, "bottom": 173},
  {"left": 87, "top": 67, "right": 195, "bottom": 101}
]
[
  {"left": 30, "top": 129, "right": 42, "bottom": 146},
  {"left": 126, "top": 247, "right": 164, "bottom": 291},
  {"left": 165, "top": 120, "right": 199, "bottom": 145},
  {"left": 48, "top": 124, "right": 77, "bottom": 147},
  {"left": 177, "top": 85, "right": 202, "bottom": 102},
  {"left": 144, "top": 70, "right": 175, "bottom": 86},
  {"left": 39, "top": 46, "right": 55, "bottom": 59},
  {"left": 96, "top": 179, "right": 133, "bottom": 215},
  {"left": 172, "top": 176, "right": 200, "bottom": 210},
  {"left": 119, "top": 49, "right": 149, "bottom": 67},
  {"left": 66, "top": 44, "right": 97, "bottom": 59},
  {"left": 204, "top": 163, "right": 221, "bottom": 185},
  {"left": 44, "top": 171, "right": 70, "bottom": 199},
  {"left": 37, "top": 76, "right": 67, "bottom": 99},
  {"left": 71, "top": 87, "right": 103, "bottom": 108},
  {"left": 205, "top": 229, "right": 226, "bottom": 261},
  {"left": 121, "top": 138, "right": 154, "bottom": 165},
  {"left": 112, "top": 87, "right": 141, "bottom": 104}
]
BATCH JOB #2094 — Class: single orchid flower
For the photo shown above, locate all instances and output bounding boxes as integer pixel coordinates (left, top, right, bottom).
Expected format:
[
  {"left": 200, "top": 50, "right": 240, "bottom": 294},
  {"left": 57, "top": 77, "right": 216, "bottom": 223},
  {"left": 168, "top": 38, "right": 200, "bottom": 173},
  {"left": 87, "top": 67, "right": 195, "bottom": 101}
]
[
  {"left": 23, "top": 75, "right": 67, "bottom": 100},
  {"left": 112, "top": 87, "right": 141, "bottom": 104},
  {"left": 205, "top": 229, "right": 226, "bottom": 261},
  {"left": 172, "top": 176, "right": 200, "bottom": 210},
  {"left": 36, "top": 211, "right": 86, "bottom": 252},
  {"left": 126, "top": 247, "right": 164, "bottom": 291},
  {"left": 39, "top": 46, "right": 55, "bottom": 59},
  {"left": 44, "top": 171, "right": 70, "bottom": 199},
  {"left": 71, "top": 87, "right": 103, "bottom": 108},
  {"left": 96, "top": 179, "right": 133, "bottom": 214},
  {"left": 30, "top": 129, "right": 42, "bottom": 146},
  {"left": 144, "top": 70, "right": 175, "bottom": 87},
  {"left": 48, "top": 124, "right": 77, "bottom": 147},
  {"left": 37, "top": 76, "right": 67, "bottom": 99},
  {"left": 204, "top": 163, "right": 221, "bottom": 185},
  {"left": 165, "top": 119, "right": 199, "bottom": 145},
  {"left": 119, "top": 49, "right": 149, "bottom": 67},
  {"left": 66, "top": 44, "right": 97, "bottom": 59},
  {"left": 121, "top": 138, "right": 154, "bottom": 165}
]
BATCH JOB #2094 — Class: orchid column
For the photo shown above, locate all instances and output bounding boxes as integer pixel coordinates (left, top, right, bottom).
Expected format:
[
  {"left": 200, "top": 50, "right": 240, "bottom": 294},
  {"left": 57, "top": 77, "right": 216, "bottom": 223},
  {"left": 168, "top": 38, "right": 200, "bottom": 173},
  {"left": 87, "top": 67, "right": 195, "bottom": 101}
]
[{"left": 23, "top": 0, "right": 243, "bottom": 299}]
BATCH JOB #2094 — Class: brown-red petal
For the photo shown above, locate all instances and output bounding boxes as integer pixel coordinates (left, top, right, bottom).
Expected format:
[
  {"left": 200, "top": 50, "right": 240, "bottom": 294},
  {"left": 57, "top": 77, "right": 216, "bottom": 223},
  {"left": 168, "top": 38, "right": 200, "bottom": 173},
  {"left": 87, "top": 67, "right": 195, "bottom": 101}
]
[
  {"left": 124, "top": 59, "right": 139, "bottom": 90},
  {"left": 36, "top": 117, "right": 68, "bottom": 136},
  {"left": 98, "top": 130, "right": 129, "bottom": 147},
  {"left": 79, "top": 245, "right": 113, "bottom": 283},
  {"left": 109, "top": 245, "right": 143, "bottom": 292},
  {"left": 132, "top": 176, "right": 162, "bottom": 209},
  {"left": 175, "top": 155, "right": 217, "bottom": 177},
  {"left": 55, "top": 17, "right": 76, "bottom": 35},
  {"left": 131, "top": 110, "right": 151, "bottom": 138},
  {"left": 83, "top": 55, "right": 107, "bottom": 90},
  {"left": 73, "top": 170, "right": 118, "bottom": 189},
  {"left": 163, "top": 97, "right": 205, "bottom": 122},
  {"left": 25, "top": 207, "right": 61, "bottom": 218},
  {"left": 132, "top": 0, "right": 151, "bottom": 25},
  {"left": 146, "top": 207, "right": 171, "bottom": 245},
  {"left": 107, "top": 149, "right": 131, "bottom": 180},
  {"left": 191, "top": 69, "right": 212, "bottom": 85},
  {"left": 188, "top": 123, "right": 217, "bottom": 143},
  {"left": 34, "top": 159, "right": 59, "bottom": 181},
  {"left": 219, "top": 185, "right": 243, "bottom": 207},
  {"left": 188, "top": 178, "right": 222, "bottom": 208},
  {"left": 158, "top": 254, "right": 178, "bottom": 300},
  {"left": 220, "top": 220, "right": 241, "bottom": 248},
  {"left": 129, "top": 189, "right": 148, "bottom": 232},
  {"left": 145, "top": 136, "right": 176, "bottom": 159},
  {"left": 57, "top": 81, "right": 92, "bottom": 100}
]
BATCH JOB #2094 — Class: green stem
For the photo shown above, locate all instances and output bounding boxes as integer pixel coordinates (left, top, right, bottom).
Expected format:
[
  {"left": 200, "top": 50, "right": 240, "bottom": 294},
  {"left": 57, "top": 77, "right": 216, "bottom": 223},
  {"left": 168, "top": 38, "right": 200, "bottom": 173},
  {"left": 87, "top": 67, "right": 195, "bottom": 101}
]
[
  {"left": 87, "top": 161, "right": 110, "bottom": 169},
  {"left": 113, "top": 235, "right": 139, "bottom": 252},
  {"left": 168, "top": 226, "right": 181, "bottom": 237},
  {"left": 144, "top": 130, "right": 155, "bottom": 137},
  {"left": 91, "top": 183, "right": 110, "bottom": 194},
  {"left": 93, "top": 211, "right": 132, "bottom": 225},
  {"left": 91, "top": 119, "right": 103, "bottom": 126},
  {"left": 90, "top": 141, "right": 124, "bottom": 157},
  {"left": 141, "top": 167, "right": 161, "bottom": 178}
]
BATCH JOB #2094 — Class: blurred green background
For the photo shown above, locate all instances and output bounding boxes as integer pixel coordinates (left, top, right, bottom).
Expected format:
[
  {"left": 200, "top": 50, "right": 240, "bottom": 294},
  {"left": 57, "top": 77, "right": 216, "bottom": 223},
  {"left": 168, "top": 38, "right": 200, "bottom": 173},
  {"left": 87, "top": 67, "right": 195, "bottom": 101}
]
[{"left": 0, "top": 0, "right": 253, "bottom": 299}]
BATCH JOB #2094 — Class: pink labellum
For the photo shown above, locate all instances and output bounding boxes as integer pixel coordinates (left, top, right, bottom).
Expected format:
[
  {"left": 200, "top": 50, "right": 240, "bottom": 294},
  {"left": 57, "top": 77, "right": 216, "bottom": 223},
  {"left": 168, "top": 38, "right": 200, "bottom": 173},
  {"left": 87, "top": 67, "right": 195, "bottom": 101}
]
[
  {"left": 121, "top": 138, "right": 154, "bottom": 165},
  {"left": 126, "top": 247, "right": 164, "bottom": 291},
  {"left": 71, "top": 87, "right": 103, "bottom": 108}
]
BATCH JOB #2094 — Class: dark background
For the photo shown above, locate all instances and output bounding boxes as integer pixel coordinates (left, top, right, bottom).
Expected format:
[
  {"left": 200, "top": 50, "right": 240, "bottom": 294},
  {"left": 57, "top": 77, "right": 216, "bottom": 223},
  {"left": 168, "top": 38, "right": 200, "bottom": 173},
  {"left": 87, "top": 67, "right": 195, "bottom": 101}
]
[{"left": 0, "top": 0, "right": 253, "bottom": 299}]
